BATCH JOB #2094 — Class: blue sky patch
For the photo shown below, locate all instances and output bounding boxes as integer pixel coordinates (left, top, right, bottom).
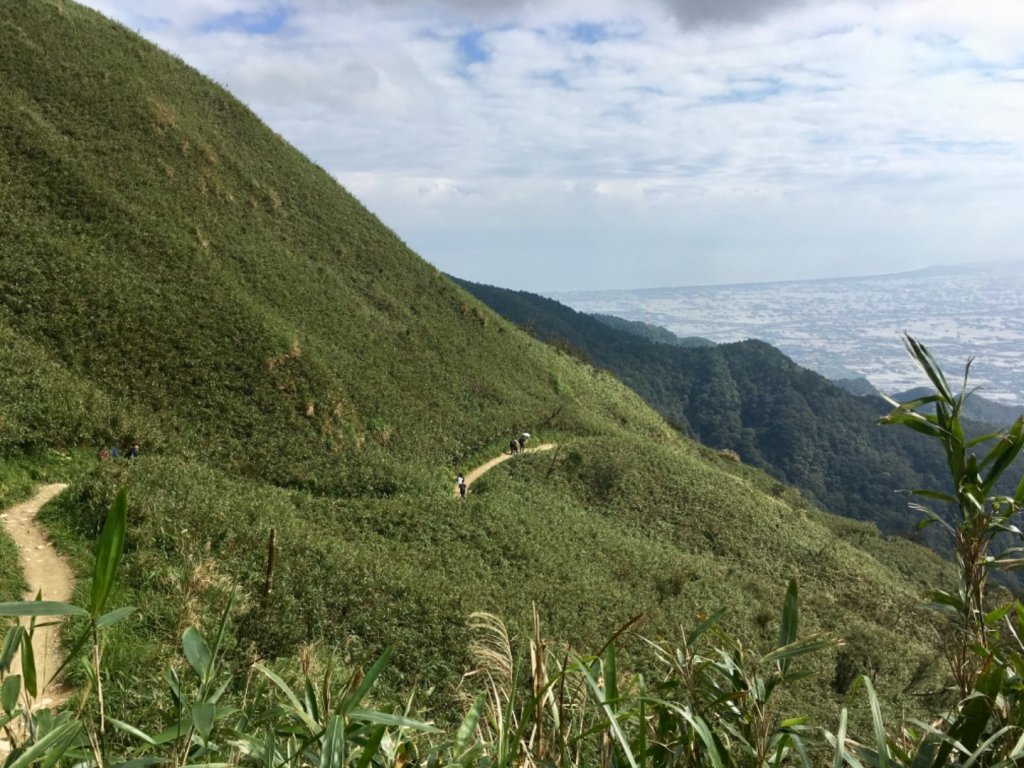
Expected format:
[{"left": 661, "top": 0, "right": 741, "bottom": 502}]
[
  {"left": 703, "top": 77, "right": 785, "bottom": 105},
  {"left": 200, "top": 6, "right": 291, "bottom": 35},
  {"left": 570, "top": 22, "right": 609, "bottom": 44},
  {"left": 537, "top": 70, "right": 572, "bottom": 90},
  {"left": 457, "top": 31, "right": 490, "bottom": 65}
]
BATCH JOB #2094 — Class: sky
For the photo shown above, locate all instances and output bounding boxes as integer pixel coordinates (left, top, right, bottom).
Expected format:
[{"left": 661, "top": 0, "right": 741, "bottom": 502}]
[{"left": 79, "top": 0, "right": 1024, "bottom": 291}]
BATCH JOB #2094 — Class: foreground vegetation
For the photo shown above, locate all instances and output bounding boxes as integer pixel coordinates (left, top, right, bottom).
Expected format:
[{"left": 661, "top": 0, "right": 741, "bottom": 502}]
[
  {"left": 0, "top": 0, "right": 963, "bottom": 732},
  {"left": 2, "top": 337, "right": 1023, "bottom": 767}
]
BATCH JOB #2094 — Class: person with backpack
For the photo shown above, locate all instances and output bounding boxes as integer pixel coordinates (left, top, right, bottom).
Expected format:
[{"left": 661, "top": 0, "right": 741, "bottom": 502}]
[{"left": 457, "top": 473, "right": 467, "bottom": 498}]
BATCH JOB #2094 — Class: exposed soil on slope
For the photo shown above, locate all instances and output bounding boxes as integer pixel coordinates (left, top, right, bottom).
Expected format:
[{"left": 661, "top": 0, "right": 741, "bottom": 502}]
[
  {"left": 0, "top": 483, "right": 74, "bottom": 709},
  {"left": 454, "top": 443, "right": 556, "bottom": 497}
]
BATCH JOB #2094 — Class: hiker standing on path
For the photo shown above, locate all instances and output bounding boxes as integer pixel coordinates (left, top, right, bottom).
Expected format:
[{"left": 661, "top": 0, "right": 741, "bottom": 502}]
[
  {"left": 518, "top": 432, "right": 530, "bottom": 452},
  {"left": 509, "top": 438, "right": 518, "bottom": 455},
  {"left": 457, "top": 473, "right": 467, "bottom": 498}
]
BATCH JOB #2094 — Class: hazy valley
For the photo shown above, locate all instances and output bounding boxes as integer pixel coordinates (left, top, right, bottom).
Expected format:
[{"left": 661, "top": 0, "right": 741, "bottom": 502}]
[{"left": 556, "top": 262, "right": 1024, "bottom": 406}]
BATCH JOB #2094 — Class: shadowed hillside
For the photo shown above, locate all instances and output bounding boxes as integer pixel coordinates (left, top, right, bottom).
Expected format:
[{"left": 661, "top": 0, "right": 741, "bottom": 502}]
[{"left": 1, "top": 0, "right": 960, "bottom": 728}]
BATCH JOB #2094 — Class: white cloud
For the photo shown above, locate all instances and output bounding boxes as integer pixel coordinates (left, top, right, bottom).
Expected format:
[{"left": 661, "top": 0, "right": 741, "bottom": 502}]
[{"left": 76, "top": 0, "right": 1024, "bottom": 290}]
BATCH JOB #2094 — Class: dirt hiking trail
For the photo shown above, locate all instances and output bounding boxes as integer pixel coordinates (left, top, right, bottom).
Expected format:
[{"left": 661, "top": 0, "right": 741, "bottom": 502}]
[
  {"left": 455, "top": 443, "right": 556, "bottom": 497},
  {"left": 0, "top": 483, "right": 74, "bottom": 710}
]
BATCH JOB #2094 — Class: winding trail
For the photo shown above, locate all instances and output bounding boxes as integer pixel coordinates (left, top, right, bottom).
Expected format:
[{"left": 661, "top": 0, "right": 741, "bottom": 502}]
[
  {"left": 455, "top": 443, "right": 556, "bottom": 497},
  {"left": 0, "top": 483, "right": 74, "bottom": 711}
]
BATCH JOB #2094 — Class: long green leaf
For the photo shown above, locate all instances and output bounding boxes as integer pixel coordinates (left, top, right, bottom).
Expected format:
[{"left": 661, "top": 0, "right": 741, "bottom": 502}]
[
  {"left": 20, "top": 629, "right": 36, "bottom": 698},
  {"left": 831, "top": 708, "right": 848, "bottom": 768},
  {"left": 320, "top": 714, "right": 345, "bottom": 768},
  {"left": 347, "top": 709, "right": 440, "bottom": 732},
  {"left": 903, "top": 335, "right": 953, "bottom": 404},
  {"left": 96, "top": 605, "right": 137, "bottom": 629},
  {"left": 777, "top": 579, "right": 799, "bottom": 674},
  {"left": 762, "top": 635, "right": 835, "bottom": 669},
  {"left": 0, "top": 602, "right": 88, "bottom": 618},
  {"left": 90, "top": 486, "right": 128, "bottom": 618},
  {"left": 982, "top": 420, "right": 1024, "bottom": 494},
  {"left": 108, "top": 716, "right": 158, "bottom": 746},
  {"left": 5, "top": 721, "right": 81, "bottom": 768},
  {"left": 182, "top": 627, "right": 213, "bottom": 686},
  {"left": 355, "top": 723, "right": 387, "bottom": 768},
  {"left": 340, "top": 646, "right": 393, "bottom": 715},
  {"left": 1, "top": 674, "right": 20, "bottom": 714},
  {"left": 0, "top": 626, "right": 24, "bottom": 672},
  {"left": 579, "top": 658, "right": 638, "bottom": 768},
  {"left": 454, "top": 693, "right": 486, "bottom": 755},
  {"left": 192, "top": 701, "right": 216, "bottom": 740},
  {"left": 605, "top": 642, "right": 618, "bottom": 711},
  {"left": 862, "top": 677, "right": 889, "bottom": 768}
]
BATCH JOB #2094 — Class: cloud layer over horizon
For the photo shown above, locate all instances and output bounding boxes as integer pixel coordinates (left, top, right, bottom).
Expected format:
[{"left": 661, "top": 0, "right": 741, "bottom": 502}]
[{"left": 80, "top": 0, "right": 1024, "bottom": 291}]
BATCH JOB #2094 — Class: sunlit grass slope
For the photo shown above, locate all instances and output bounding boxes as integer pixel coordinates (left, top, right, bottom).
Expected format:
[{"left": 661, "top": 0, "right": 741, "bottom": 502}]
[{"left": 3, "top": 0, "right": 955, "bottom": 726}]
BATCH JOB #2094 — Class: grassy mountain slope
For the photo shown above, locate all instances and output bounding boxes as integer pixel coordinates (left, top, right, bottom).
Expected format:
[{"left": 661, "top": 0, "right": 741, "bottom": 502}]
[
  {"left": 2, "top": 0, "right": 957, "bottom": 727},
  {"left": 453, "top": 277, "right": 1007, "bottom": 540}
]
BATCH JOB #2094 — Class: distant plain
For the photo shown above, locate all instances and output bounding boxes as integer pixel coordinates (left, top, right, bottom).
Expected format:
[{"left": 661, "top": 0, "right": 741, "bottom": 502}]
[{"left": 555, "top": 261, "right": 1024, "bottom": 405}]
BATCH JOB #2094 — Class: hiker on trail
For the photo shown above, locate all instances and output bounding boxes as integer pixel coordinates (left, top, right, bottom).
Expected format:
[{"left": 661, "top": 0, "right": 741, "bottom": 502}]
[
  {"left": 457, "top": 473, "right": 467, "bottom": 498},
  {"left": 518, "top": 432, "right": 529, "bottom": 452},
  {"left": 509, "top": 438, "right": 518, "bottom": 455}
]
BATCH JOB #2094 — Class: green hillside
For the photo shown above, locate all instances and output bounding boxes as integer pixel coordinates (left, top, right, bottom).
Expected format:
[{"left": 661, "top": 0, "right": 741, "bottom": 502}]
[
  {"left": 452, "top": 277, "right": 1020, "bottom": 546},
  {"left": 1, "top": 0, "right": 957, "bottom": 730}
]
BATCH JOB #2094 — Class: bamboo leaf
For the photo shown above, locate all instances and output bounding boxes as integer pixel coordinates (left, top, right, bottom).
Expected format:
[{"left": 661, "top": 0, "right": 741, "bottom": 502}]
[
  {"left": 763, "top": 634, "right": 836, "bottom": 669},
  {"left": 861, "top": 676, "right": 889, "bottom": 768},
  {"left": 354, "top": 724, "right": 387, "bottom": 768},
  {"left": 0, "top": 626, "right": 24, "bottom": 672},
  {"left": 96, "top": 605, "right": 137, "bottom": 629},
  {"left": 20, "top": 629, "right": 36, "bottom": 698},
  {"left": 340, "top": 646, "right": 393, "bottom": 715},
  {"left": 254, "top": 663, "right": 312, "bottom": 724},
  {"left": 777, "top": 579, "right": 799, "bottom": 675},
  {"left": 90, "top": 486, "right": 128, "bottom": 618},
  {"left": 5, "top": 721, "right": 81, "bottom": 768},
  {"left": 903, "top": 335, "right": 953, "bottom": 404},
  {"left": 320, "top": 714, "right": 345, "bottom": 768},
  {"left": 685, "top": 610, "right": 724, "bottom": 646},
  {"left": 454, "top": 694, "right": 485, "bottom": 755},
  {"left": 0, "top": 601, "right": 88, "bottom": 617},
  {"left": 983, "top": 603, "right": 1014, "bottom": 625},
  {"left": 605, "top": 641, "right": 618, "bottom": 710},
  {"left": 108, "top": 716, "right": 158, "bottom": 746},
  {"left": 347, "top": 709, "right": 440, "bottom": 732},
  {"left": 192, "top": 701, "right": 216, "bottom": 740},
  {"left": 831, "top": 708, "right": 848, "bottom": 768},
  {"left": 906, "top": 489, "right": 957, "bottom": 504},
  {"left": 578, "top": 658, "right": 639, "bottom": 768},
  {"left": 182, "top": 627, "right": 213, "bottom": 686},
  {"left": 1, "top": 674, "right": 20, "bottom": 714}
]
